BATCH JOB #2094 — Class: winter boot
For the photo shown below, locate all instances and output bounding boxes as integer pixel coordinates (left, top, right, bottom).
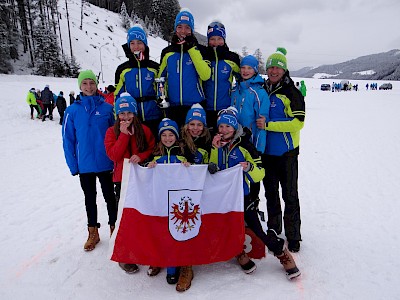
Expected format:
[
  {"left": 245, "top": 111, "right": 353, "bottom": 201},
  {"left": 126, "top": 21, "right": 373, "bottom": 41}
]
[
  {"left": 110, "top": 225, "right": 115, "bottom": 237},
  {"left": 166, "top": 267, "right": 180, "bottom": 284},
  {"left": 176, "top": 266, "right": 194, "bottom": 292},
  {"left": 118, "top": 263, "right": 139, "bottom": 274},
  {"left": 83, "top": 226, "right": 100, "bottom": 251},
  {"left": 49, "top": 115, "right": 53, "bottom": 120},
  {"left": 236, "top": 251, "right": 257, "bottom": 274},
  {"left": 147, "top": 266, "right": 161, "bottom": 277},
  {"left": 276, "top": 248, "right": 301, "bottom": 280},
  {"left": 30, "top": 114, "right": 34, "bottom": 120}
]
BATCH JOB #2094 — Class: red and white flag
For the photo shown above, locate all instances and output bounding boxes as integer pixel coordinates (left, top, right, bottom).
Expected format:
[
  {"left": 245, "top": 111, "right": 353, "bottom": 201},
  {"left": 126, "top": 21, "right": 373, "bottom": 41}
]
[{"left": 108, "top": 162, "right": 244, "bottom": 267}]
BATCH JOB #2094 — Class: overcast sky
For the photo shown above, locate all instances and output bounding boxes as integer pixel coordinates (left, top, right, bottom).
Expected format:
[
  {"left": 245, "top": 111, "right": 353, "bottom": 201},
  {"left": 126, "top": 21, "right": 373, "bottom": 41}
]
[{"left": 178, "top": 0, "right": 400, "bottom": 70}]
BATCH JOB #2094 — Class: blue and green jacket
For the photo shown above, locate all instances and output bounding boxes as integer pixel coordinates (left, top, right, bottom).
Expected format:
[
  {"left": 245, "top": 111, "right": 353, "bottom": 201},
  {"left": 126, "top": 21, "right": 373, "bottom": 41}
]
[
  {"left": 151, "top": 145, "right": 187, "bottom": 164},
  {"left": 264, "top": 71, "right": 305, "bottom": 156},
  {"left": 158, "top": 36, "right": 211, "bottom": 107},
  {"left": 231, "top": 74, "right": 270, "bottom": 153},
  {"left": 203, "top": 45, "right": 240, "bottom": 111},
  {"left": 209, "top": 127, "right": 265, "bottom": 196},
  {"left": 115, "top": 44, "right": 161, "bottom": 122}
]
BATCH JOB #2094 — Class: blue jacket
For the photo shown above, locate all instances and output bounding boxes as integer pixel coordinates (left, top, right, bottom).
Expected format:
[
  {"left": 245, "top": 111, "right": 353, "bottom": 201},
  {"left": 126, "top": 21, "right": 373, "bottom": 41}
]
[
  {"left": 203, "top": 45, "right": 240, "bottom": 111},
  {"left": 151, "top": 145, "right": 187, "bottom": 164},
  {"left": 62, "top": 94, "right": 115, "bottom": 175},
  {"left": 158, "top": 39, "right": 211, "bottom": 107},
  {"left": 115, "top": 44, "right": 161, "bottom": 122},
  {"left": 231, "top": 74, "right": 270, "bottom": 153}
]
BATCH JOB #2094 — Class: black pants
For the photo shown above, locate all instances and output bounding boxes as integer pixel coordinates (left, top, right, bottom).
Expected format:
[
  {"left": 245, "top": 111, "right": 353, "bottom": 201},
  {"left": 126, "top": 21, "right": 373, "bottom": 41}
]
[
  {"left": 79, "top": 171, "right": 117, "bottom": 227},
  {"left": 244, "top": 195, "right": 284, "bottom": 254},
  {"left": 42, "top": 104, "right": 53, "bottom": 119},
  {"left": 30, "top": 104, "right": 41, "bottom": 117},
  {"left": 167, "top": 105, "right": 191, "bottom": 129},
  {"left": 262, "top": 154, "right": 301, "bottom": 241},
  {"left": 142, "top": 118, "right": 161, "bottom": 141}
]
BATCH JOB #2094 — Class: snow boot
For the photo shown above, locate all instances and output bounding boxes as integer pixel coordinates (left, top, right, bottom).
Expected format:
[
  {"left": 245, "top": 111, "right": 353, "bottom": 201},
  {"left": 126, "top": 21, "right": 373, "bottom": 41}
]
[
  {"left": 166, "top": 267, "right": 180, "bottom": 284},
  {"left": 49, "top": 115, "right": 53, "bottom": 120},
  {"left": 176, "top": 266, "right": 193, "bottom": 292},
  {"left": 147, "top": 266, "right": 161, "bottom": 277},
  {"left": 118, "top": 263, "right": 139, "bottom": 274},
  {"left": 276, "top": 248, "right": 301, "bottom": 280},
  {"left": 236, "top": 251, "right": 257, "bottom": 274},
  {"left": 83, "top": 226, "right": 100, "bottom": 251}
]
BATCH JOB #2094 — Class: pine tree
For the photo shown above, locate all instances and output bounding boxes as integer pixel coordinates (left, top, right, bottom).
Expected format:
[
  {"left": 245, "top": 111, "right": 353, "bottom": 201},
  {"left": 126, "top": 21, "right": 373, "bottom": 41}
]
[
  {"left": 241, "top": 46, "right": 248, "bottom": 57},
  {"left": 253, "top": 48, "right": 265, "bottom": 74},
  {"left": 0, "top": 1, "right": 14, "bottom": 73},
  {"left": 150, "top": 0, "right": 179, "bottom": 41},
  {"left": 120, "top": 2, "right": 130, "bottom": 30}
]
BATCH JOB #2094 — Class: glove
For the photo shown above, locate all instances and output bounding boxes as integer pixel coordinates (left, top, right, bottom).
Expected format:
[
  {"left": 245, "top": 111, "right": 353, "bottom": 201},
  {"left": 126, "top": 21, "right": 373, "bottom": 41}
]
[
  {"left": 182, "top": 35, "right": 196, "bottom": 51},
  {"left": 72, "top": 172, "right": 79, "bottom": 176},
  {"left": 208, "top": 162, "right": 219, "bottom": 174}
]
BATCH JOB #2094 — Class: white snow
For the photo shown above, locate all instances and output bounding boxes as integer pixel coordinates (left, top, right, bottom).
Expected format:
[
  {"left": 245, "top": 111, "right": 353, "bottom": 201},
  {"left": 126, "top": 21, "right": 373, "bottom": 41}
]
[{"left": 1, "top": 75, "right": 399, "bottom": 299}]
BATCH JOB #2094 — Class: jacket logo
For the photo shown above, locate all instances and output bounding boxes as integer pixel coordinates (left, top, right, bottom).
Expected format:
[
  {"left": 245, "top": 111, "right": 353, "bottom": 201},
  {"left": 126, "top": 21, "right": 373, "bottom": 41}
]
[{"left": 95, "top": 111, "right": 101, "bottom": 115}]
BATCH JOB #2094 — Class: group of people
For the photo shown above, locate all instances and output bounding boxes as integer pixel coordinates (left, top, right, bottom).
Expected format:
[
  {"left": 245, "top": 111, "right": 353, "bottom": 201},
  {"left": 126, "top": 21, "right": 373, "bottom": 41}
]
[
  {"left": 26, "top": 86, "right": 78, "bottom": 125},
  {"left": 61, "top": 7, "right": 306, "bottom": 293}
]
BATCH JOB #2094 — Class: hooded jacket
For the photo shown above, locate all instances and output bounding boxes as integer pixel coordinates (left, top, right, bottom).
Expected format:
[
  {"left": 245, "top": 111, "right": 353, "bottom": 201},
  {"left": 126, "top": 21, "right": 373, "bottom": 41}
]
[
  {"left": 114, "top": 44, "right": 161, "bottom": 122},
  {"left": 26, "top": 90, "right": 37, "bottom": 105},
  {"left": 41, "top": 87, "right": 54, "bottom": 105},
  {"left": 264, "top": 71, "right": 305, "bottom": 156},
  {"left": 231, "top": 74, "right": 270, "bottom": 153},
  {"left": 62, "top": 94, "right": 115, "bottom": 175}
]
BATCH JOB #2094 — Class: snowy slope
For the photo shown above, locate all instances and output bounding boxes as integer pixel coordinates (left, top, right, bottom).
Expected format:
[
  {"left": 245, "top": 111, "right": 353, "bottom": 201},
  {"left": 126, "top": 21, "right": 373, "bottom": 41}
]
[{"left": 1, "top": 75, "right": 400, "bottom": 299}]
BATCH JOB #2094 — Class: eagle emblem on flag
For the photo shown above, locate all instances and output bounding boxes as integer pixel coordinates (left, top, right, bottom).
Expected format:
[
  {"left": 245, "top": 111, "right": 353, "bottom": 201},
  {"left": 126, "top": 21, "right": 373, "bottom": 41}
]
[{"left": 168, "top": 191, "right": 202, "bottom": 241}]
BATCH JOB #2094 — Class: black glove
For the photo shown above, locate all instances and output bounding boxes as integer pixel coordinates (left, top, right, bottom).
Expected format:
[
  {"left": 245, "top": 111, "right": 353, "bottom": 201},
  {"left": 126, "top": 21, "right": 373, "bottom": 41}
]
[
  {"left": 208, "top": 162, "right": 219, "bottom": 174},
  {"left": 182, "top": 35, "right": 196, "bottom": 51},
  {"left": 72, "top": 172, "right": 79, "bottom": 176}
]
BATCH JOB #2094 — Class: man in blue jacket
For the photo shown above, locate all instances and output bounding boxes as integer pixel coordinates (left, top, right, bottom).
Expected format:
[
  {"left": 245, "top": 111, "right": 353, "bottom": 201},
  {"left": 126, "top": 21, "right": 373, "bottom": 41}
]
[{"left": 62, "top": 70, "right": 117, "bottom": 252}]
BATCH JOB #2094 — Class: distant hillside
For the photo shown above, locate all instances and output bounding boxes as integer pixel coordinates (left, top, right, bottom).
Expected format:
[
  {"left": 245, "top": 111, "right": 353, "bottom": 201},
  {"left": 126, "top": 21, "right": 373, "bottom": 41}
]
[{"left": 291, "top": 49, "right": 400, "bottom": 81}]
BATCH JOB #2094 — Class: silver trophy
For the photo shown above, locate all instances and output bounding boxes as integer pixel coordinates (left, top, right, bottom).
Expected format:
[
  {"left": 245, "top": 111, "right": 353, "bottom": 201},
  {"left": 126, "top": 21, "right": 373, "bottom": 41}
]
[{"left": 155, "top": 77, "right": 170, "bottom": 109}]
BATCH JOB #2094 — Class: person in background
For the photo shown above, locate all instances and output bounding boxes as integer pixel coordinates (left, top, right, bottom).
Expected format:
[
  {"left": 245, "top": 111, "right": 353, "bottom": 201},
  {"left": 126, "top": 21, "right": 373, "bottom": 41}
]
[
  {"left": 62, "top": 70, "right": 117, "bottom": 252},
  {"left": 299, "top": 80, "right": 307, "bottom": 97},
  {"left": 69, "top": 91, "right": 76, "bottom": 105},
  {"left": 147, "top": 118, "right": 190, "bottom": 287},
  {"left": 104, "top": 85, "right": 116, "bottom": 105},
  {"left": 257, "top": 47, "right": 306, "bottom": 253},
  {"left": 158, "top": 8, "right": 211, "bottom": 128},
  {"left": 210, "top": 107, "right": 301, "bottom": 280},
  {"left": 56, "top": 91, "right": 67, "bottom": 125},
  {"left": 26, "top": 88, "right": 41, "bottom": 120},
  {"left": 115, "top": 24, "right": 161, "bottom": 138},
  {"left": 104, "top": 92, "right": 157, "bottom": 275},
  {"left": 41, "top": 84, "right": 54, "bottom": 121},
  {"left": 203, "top": 21, "right": 240, "bottom": 132}
]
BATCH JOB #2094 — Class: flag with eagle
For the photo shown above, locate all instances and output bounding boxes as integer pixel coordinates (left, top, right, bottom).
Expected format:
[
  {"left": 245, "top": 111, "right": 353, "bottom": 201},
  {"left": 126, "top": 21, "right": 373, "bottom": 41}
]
[{"left": 108, "top": 161, "right": 244, "bottom": 267}]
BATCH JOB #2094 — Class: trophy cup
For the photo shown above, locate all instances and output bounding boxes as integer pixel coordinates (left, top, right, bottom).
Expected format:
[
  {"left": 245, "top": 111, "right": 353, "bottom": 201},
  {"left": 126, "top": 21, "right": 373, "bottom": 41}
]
[{"left": 155, "top": 77, "right": 170, "bottom": 109}]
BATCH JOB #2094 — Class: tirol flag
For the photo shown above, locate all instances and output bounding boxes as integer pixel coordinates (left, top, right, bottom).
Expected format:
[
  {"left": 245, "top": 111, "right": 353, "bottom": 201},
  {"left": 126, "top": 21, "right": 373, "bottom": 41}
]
[{"left": 108, "top": 161, "right": 245, "bottom": 267}]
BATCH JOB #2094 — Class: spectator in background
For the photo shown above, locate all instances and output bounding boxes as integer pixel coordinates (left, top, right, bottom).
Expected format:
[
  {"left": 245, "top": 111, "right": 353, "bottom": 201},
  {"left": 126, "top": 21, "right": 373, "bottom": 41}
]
[
  {"left": 56, "top": 91, "right": 67, "bottom": 125},
  {"left": 299, "top": 80, "right": 307, "bottom": 97},
  {"left": 69, "top": 91, "right": 76, "bottom": 105},
  {"left": 26, "top": 88, "right": 41, "bottom": 119},
  {"left": 41, "top": 85, "right": 54, "bottom": 121},
  {"left": 104, "top": 85, "right": 116, "bottom": 105}
]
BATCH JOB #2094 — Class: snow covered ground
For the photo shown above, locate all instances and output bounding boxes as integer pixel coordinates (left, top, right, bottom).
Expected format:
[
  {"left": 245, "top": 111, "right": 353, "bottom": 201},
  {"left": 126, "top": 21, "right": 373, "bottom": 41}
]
[{"left": 1, "top": 75, "right": 400, "bottom": 299}]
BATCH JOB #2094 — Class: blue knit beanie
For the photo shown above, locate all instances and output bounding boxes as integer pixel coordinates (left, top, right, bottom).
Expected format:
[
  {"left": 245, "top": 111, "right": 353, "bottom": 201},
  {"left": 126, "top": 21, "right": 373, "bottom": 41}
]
[
  {"left": 207, "top": 21, "right": 226, "bottom": 40},
  {"left": 158, "top": 118, "right": 180, "bottom": 138},
  {"left": 217, "top": 106, "right": 239, "bottom": 130},
  {"left": 174, "top": 8, "right": 194, "bottom": 31},
  {"left": 127, "top": 24, "right": 148, "bottom": 46},
  {"left": 241, "top": 55, "right": 259, "bottom": 73},
  {"left": 115, "top": 92, "right": 138, "bottom": 115},
  {"left": 185, "top": 103, "right": 207, "bottom": 126}
]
